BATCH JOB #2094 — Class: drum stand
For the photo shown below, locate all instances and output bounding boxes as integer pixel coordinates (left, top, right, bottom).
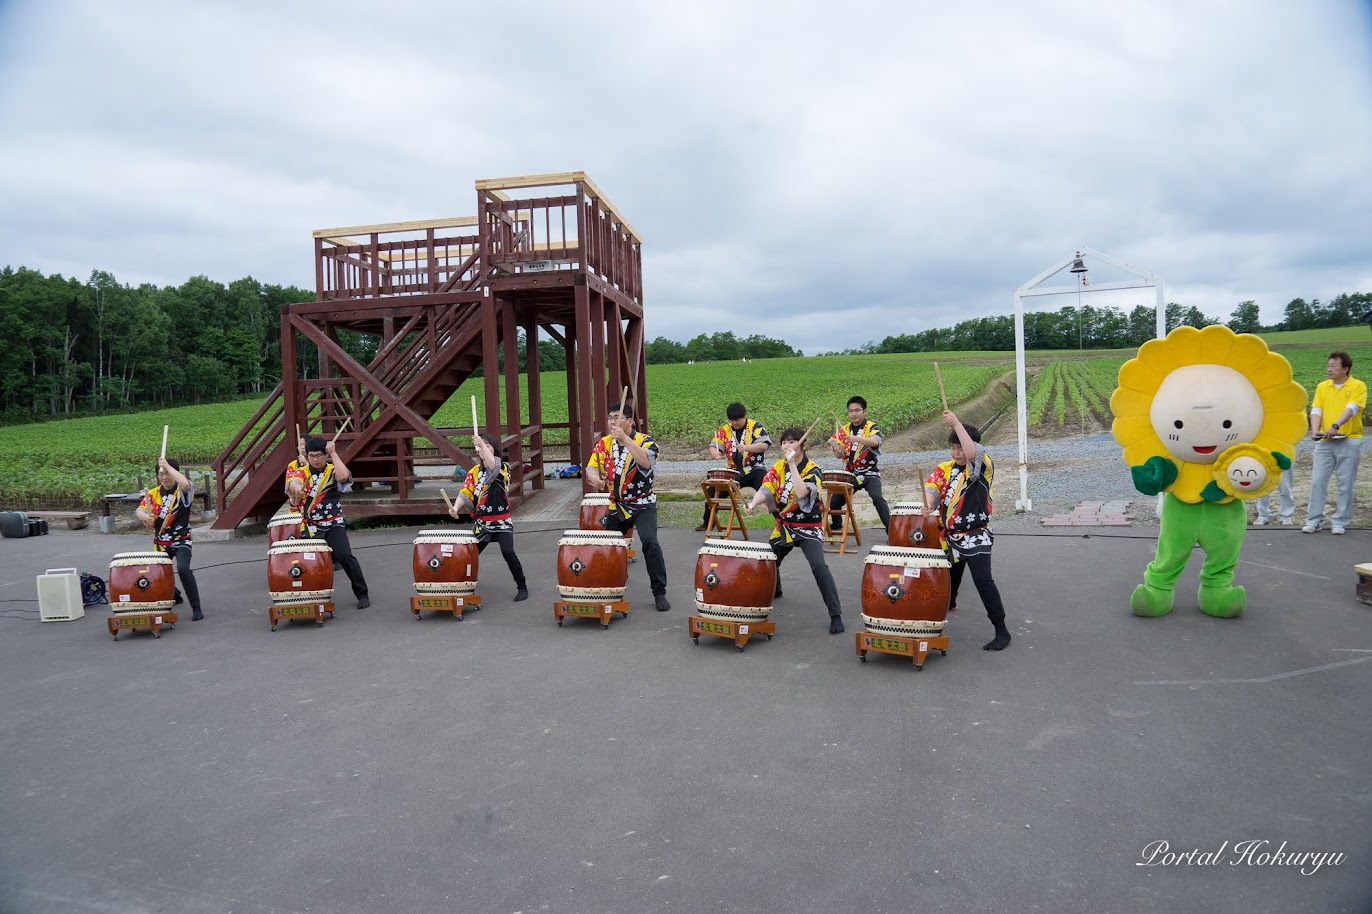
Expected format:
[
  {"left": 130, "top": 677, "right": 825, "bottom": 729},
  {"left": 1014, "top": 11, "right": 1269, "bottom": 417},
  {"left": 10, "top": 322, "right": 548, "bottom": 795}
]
[
  {"left": 822, "top": 482, "right": 861, "bottom": 554},
  {"left": 554, "top": 599, "right": 630, "bottom": 629},
  {"left": 855, "top": 630, "right": 949, "bottom": 670},
  {"left": 411, "top": 592, "right": 481, "bottom": 620},
  {"left": 107, "top": 610, "right": 178, "bottom": 640},
  {"left": 700, "top": 480, "right": 750, "bottom": 540},
  {"left": 269, "top": 601, "right": 335, "bottom": 631},
  {"left": 689, "top": 615, "right": 774, "bottom": 651}
]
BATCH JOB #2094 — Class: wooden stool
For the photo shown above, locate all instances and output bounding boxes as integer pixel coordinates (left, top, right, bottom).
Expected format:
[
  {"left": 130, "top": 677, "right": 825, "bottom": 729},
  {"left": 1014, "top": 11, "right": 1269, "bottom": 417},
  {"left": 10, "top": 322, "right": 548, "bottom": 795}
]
[
  {"left": 700, "top": 480, "right": 750, "bottom": 540},
  {"left": 822, "top": 482, "right": 861, "bottom": 554},
  {"left": 1355, "top": 563, "right": 1372, "bottom": 606}
]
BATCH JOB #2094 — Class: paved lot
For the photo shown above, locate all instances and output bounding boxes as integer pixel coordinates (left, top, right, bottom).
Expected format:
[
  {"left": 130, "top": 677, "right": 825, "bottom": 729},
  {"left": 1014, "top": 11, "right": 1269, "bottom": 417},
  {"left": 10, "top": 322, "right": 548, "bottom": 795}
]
[{"left": 1, "top": 523, "right": 1369, "bottom": 913}]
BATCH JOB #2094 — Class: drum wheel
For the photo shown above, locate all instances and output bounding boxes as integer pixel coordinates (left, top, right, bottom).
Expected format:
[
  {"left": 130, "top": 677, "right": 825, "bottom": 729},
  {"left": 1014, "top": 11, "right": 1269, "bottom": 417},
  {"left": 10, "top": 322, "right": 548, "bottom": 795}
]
[{"left": 692, "top": 636, "right": 699, "bottom": 644}]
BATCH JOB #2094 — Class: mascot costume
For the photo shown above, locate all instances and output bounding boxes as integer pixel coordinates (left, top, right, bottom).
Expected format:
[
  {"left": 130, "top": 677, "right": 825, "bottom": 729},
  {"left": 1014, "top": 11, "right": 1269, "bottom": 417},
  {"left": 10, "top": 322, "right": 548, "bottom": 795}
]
[{"left": 1111, "top": 325, "right": 1306, "bottom": 618}]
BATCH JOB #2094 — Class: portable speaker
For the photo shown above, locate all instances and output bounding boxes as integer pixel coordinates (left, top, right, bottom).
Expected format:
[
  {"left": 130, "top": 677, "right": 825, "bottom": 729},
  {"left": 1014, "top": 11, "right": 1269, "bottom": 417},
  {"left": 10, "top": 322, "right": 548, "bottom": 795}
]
[
  {"left": 38, "top": 568, "right": 84, "bottom": 622},
  {"left": 0, "top": 511, "right": 28, "bottom": 538}
]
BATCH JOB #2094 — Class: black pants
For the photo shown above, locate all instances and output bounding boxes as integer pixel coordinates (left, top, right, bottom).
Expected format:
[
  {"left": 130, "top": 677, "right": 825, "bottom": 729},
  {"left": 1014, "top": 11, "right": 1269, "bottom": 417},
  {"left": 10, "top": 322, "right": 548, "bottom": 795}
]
[
  {"left": 477, "top": 530, "right": 526, "bottom": 587},
  {"left": 166, "top": 544, "right": 201, "bottom": 613},
  {"left": 830, "top": 474, "right": 891, "bottom": 531},
  {"left": 321, "top": 524, "right": 369, "bottom": 600},
  {"left": 605, "top": 506, "right": 667, "bottom": 596},
  {"left": 702, "top": 467, "right": 766, "bottom": 524},
  {"left": 772, "top": 536, "right": 841, "bottom": 617},
  {"left": 949, "top": 551, "right": 1006, "bottom": 625}
]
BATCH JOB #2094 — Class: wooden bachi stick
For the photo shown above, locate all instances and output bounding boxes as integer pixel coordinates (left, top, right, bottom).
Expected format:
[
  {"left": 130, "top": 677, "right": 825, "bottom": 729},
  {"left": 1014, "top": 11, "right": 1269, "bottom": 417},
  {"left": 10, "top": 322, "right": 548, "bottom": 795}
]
[{"left": 933, "top": 362, "right": 949, "bottom": 412}]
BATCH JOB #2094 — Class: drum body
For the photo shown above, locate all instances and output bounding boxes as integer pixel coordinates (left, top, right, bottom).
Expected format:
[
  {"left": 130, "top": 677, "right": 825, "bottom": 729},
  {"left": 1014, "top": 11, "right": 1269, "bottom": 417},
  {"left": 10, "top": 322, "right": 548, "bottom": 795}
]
[
  {"left": 860, "top": 545, "right": 951, "bottom": 636},
  {"left": 706, "top": 468, "right": 740, "bottom": 485},
  {"left": 267, "top": 511, "right": 304, "bottom": 544},
  {"left": 556, "top": 530, "right": 629, "bottom": 600},
  {"left": 413, "top": 530, "right": 479, "bottom": 594},
  {"left": 109, "top": 551, "right": 175, "bottom": 612},
  {"left": 888, "top": 502, "right": 941, "bottom": 548},
  {"left": 267, "top": 539, "right": 335, "bottom": 604},
  {"left": 822, "top": 470, "right": 857, "bottom": 489},
  {"left": 693, "top": 539, "right": 777, "bottom": 622},
  {"left": 579, "top": 493, "right": 612, "bottom": 531}
]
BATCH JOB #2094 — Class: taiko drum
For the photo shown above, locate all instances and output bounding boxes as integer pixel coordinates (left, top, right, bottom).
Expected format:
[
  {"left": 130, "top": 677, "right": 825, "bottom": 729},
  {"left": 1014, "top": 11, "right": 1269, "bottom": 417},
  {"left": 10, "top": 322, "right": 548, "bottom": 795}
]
[
  {"left": 412, "top": 530, "right": 479, "bottom": 595},
  {"left": 579, "top": 493, "right": 612, "bottom": 530},
  {"left": 706, "top": 467, "right": 740, "bottom": 484},
  {"left": 267, "top": 510, "right": 304, "bottom": 544},
  {"left": 267, "top": 539, "right": 334, "bottom": 604},
  {"left": 888, "top": 502, "right": 941, "bottom": 549},
  {"left": 822, "top": 470, "right": 857, "bottom": 489},
  {"left": 860, "top": 545, "right": 952, "bottom": 637},
  {"left": 556, "top": 530, "right": 629, "bottom": 601},
  {"left": 109, "top": 551, "right": 175, "bottom": 612},
  {"left": 693, "top": 539, "right": 777, "bottom": 622}
]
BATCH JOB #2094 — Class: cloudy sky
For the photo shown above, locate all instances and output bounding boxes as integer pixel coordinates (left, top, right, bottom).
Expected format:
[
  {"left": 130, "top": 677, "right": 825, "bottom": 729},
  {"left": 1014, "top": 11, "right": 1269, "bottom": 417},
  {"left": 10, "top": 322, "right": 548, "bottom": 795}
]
[{"left": 2, "top": 1, "right": 1369, "bottom": 354}]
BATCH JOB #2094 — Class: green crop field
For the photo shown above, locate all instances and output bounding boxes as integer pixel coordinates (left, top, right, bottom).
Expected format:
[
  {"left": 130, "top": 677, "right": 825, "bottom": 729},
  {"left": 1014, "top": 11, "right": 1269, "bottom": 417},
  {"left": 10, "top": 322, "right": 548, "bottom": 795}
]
[{"left": 2, "top": 339, "right": 1366, "bottom": 507}]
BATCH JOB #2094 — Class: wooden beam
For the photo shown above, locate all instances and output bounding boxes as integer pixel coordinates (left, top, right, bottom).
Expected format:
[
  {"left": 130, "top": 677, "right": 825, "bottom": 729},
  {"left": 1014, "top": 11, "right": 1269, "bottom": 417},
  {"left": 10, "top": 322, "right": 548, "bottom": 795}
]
[{"left": 313, "top": 215, "right": 479, "bottom": 239}]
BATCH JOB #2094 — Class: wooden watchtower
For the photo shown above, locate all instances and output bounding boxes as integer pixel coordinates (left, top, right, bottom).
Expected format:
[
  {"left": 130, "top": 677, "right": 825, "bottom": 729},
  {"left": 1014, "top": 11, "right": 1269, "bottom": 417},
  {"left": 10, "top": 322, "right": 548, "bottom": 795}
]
[{"left": 211, "top": 172, "right": 647, "bottom": 530}]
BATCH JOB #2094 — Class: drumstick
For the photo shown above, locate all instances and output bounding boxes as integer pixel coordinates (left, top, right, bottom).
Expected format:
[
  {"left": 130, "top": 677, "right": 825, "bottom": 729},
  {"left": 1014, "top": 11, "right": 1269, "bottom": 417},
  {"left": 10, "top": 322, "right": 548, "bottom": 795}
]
[
  {"left": 440, "top": 488, "right": 453, "bottom": 513},
  {"left": 332, "top": 416, "right": 352, "bottom": 440},
  {"left": 471, "top": 395, "right": 479, "bottom": 437},
  {"left": 933, "top": 361, "right": 948, "bottom": 412},
  {"left": 160, "top": 425, "right": 168, "bottom": 459},
  {"left": 800, "top": 415, "right": 823, "bottom": 444}
]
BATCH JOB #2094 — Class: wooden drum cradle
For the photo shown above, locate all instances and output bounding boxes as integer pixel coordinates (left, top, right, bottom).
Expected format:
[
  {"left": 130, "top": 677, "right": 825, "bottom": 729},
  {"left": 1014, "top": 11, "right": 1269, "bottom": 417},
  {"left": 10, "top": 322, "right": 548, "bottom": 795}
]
[
  {"left": 107, "top": 551, "right": 178, "bottom": 639},
  {"left": 689, "top": 539, "right": 777, "bottom": 651},
  {"left": 554, "top": 529, "right": 630, "bottom": 628},
  {"left": 887, "top": 501, "right": 940, "bottom": 549},
  {"left": 856, "top": 545, "right": 952, "bottom": 670},
  {"left": 266, "top": 539, "right": 335, "bottom": 630},
  {"left": 579, "top": 493, "right": 637, "bottom": 560},
  {"left": 411, "top": 530, "right": 481, "bottom": 619}
]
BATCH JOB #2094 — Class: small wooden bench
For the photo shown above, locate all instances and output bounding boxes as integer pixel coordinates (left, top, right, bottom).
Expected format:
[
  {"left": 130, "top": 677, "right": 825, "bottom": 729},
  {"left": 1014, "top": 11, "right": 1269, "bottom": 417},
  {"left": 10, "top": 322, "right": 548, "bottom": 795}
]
[{"left": 26, "top": 510, "right": 91, "bottom": 530}]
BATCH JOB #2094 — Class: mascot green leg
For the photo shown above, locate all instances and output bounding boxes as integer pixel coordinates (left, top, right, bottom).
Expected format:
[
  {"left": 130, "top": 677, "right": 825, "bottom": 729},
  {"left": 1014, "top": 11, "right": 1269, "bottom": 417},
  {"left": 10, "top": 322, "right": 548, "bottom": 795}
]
[
  {"left": 1137, "top": 495, "right": 1248, "bottom": 618},
  {"left": 1196, "top": 499, "right": 1248, "bottom": 618}
]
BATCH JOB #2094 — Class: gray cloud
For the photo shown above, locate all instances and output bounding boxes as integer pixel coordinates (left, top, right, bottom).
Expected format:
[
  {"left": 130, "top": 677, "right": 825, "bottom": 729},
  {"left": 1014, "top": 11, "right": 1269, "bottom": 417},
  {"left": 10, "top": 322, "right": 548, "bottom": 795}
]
[{"left": 1, "top": 0, "right": 1368, "bottom": 353}]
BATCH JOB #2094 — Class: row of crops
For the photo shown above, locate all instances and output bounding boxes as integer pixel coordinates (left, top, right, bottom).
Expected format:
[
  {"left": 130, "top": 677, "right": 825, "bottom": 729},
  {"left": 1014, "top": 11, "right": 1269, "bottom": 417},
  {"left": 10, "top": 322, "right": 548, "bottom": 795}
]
[
  {"left": 1024, "top": 347, "right": 1372, "bottom": 430},
  {"left": 3, "top": 345, "right": 1368, "bottom": 505}
]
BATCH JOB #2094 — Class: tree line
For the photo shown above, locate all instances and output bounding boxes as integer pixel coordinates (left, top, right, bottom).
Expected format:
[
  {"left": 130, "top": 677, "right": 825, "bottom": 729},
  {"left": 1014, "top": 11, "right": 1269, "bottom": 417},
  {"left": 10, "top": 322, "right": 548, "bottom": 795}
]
[
  {"left": 3, "top": 263, "right": 1365, "bottom": 423},
  {"left": 825, "top": 294, "right": 1371, "bottom": 356}
]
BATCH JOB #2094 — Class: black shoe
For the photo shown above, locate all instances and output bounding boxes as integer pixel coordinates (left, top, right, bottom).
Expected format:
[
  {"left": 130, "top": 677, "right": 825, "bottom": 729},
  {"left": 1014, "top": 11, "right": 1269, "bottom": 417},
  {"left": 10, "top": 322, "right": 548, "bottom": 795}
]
[
  {"left": 192, "top": 609, "right": 204, "bottom": 621},
  {"left": 356, "top": 597, "right": 371, "bottom": 609},
  {"left": 774, "top": 583, "right": 783, "bottom": 599},
  {"left": 514, "top": 588, "right": 529, "bottom": 602},
  {"left": 983, "top": 625, "right": 1011, "bottom": 651},
  {"left": 654, "top": 593, "right": 671, "bottom": 612},
  {"left": 829, "top": 616, "right": 845, "bottom": 634},
  {"left": 693, "top": 523, "right": 709, "bottom": 532},
  {"left": 173, "top": 592, "right": 184, "bottom": 606}
]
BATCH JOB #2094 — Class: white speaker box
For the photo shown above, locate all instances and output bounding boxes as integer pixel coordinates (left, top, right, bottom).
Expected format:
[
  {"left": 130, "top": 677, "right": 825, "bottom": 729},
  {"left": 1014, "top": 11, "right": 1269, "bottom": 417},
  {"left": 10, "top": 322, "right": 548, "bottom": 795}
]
[{"left": 38, "top": 568, "right": 83, "bottom": 622}]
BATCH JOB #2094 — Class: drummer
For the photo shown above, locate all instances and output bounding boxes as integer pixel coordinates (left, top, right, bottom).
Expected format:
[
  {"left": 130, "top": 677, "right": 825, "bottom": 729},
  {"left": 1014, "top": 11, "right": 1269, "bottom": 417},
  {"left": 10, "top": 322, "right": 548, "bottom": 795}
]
[
  {"left": 286, "top": 435, "right": 370, "bottom": 609},
  {"left": 923, "top": 410, "right": 1010, "bottom": 651},
  {"left": 134, "top": 456, "right": 204, "bottom": 621},
  {"left": 746, "top": 427, "right": 845, "bottom": 634},
  {"left": 585, "top": 401, "right": 670, "bottom": 611},
  {"left": 696, "top": 402, "right": 772, "bottom": 531},
  {"left": 828, "top": 395, "right": 892, "bottom": 533},
  {"left": 448, "top": 432, "right": 528, "bottom": 602}
]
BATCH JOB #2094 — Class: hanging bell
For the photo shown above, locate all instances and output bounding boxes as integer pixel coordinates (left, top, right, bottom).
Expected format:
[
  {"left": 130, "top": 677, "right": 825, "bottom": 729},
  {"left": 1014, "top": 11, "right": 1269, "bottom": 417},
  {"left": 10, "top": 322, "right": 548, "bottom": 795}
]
[{"left": 1069, "top": 253, "right": 1088, "bottom": 273}]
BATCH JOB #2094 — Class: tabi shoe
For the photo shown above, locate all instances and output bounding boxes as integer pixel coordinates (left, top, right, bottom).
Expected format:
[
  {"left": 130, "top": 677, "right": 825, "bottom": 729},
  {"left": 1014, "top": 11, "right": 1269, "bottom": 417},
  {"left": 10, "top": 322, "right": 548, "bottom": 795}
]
[
  {"left": 828, "top": 615, "right": 845, "bottom": 634},
  {"left": 514, "top": 588, "right": 529, "bottom": 602},
  {"left": 356, "top": 596, "right": 371, "bottom": 609},
  {"left": 1130, "top": 583, "right": 1174, "bottom": 618},
  {"left": 654, "top": 593, "right": 671, "bottom": 612},
  {"left": 692, "top": 523, "right": 709, "bottom": 532},
  {"left": 1198, "top": 584, "right": 1246, "bottom": 619},
  {"left": 192, "top": 609, "right": 204, "bottom": 621}
]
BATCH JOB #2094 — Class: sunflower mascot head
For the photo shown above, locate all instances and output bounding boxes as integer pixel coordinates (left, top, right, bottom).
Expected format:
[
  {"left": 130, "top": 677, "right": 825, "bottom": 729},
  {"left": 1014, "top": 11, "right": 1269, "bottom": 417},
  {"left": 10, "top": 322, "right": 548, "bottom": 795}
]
[{"left": 1111, "top": 326, "right": 1306, "bottom": 618}]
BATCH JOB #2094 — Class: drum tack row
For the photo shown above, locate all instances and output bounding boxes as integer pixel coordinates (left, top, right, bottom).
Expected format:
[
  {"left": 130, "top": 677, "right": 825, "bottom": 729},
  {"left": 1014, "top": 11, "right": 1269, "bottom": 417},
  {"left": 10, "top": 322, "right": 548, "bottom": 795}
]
[{"left": 103, "top": 500, "right": 953, "bottom": 670}]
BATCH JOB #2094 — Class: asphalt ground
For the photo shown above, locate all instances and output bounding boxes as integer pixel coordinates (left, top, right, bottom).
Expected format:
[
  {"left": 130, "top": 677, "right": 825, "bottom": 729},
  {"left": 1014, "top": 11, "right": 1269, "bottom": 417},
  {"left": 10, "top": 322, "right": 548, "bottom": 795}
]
[{"left": 1, "top": 523, "right": 1369, "bottom": 914}]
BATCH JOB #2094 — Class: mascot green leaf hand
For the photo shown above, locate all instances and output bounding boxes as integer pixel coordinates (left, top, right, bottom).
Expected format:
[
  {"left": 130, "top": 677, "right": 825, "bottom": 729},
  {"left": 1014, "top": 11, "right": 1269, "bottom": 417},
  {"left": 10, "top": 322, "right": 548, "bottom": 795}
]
[{"left": 1110, "top": 326, "right": 1306, "bottom": 619}]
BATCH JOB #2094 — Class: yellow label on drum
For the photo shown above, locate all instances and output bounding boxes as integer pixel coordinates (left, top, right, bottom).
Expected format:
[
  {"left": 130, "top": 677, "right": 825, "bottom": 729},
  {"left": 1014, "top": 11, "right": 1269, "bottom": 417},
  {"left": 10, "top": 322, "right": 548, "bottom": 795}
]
[
  {"left": 563, "top": 603, "right": 601, "bottom": 616},
  {"left": 698, "top": 620, "right": 732, "bottom": 635},
  {"left": 865, "top": 636, "right": 910, "bottom": 652}
]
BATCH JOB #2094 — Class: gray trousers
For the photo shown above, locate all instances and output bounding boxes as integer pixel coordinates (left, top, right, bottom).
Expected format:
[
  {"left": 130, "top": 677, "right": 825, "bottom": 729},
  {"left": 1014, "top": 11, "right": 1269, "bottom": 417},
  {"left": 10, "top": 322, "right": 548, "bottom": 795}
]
[
  {"left": 1305, "top": 436, "right": 1362, "bottom": 529},
  {"left": 1255, "top": 468, "right": 1295, "bottom": 521}
]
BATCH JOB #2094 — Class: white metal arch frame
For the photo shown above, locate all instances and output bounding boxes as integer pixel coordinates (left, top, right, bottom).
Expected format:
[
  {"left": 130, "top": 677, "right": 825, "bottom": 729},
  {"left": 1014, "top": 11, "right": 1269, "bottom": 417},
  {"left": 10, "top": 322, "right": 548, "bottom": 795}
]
[{"left": 1012, "top": 247, "right": 1166, "bottom": 511}]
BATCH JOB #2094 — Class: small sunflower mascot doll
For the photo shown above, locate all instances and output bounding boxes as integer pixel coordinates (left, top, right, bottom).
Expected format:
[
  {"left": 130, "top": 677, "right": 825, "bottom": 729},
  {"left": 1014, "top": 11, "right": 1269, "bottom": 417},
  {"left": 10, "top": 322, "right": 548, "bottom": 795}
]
[{"left": 1111, "top": 325, "right": 1306, "bottom": 618}]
